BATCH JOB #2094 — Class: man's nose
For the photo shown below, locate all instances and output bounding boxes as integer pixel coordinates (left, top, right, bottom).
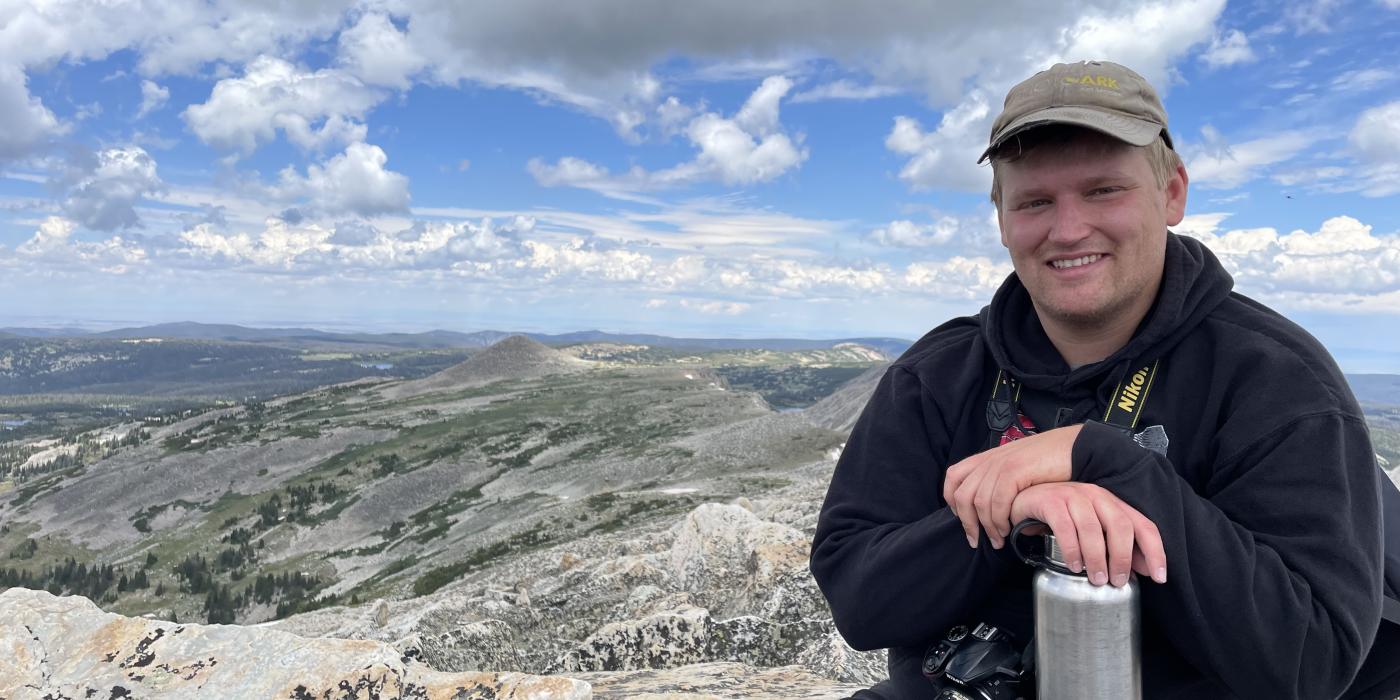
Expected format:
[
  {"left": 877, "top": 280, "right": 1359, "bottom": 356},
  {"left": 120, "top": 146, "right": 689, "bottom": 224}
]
[{"left": 1048, "top": 198, "right": 1093, "bottom": 245}]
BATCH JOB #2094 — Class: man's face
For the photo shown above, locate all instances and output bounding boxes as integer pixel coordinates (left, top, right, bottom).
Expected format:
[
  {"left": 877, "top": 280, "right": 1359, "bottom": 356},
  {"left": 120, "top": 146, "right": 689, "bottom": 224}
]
[{"left": 996, "top": 135, "right": 1187, "bottom": 333}]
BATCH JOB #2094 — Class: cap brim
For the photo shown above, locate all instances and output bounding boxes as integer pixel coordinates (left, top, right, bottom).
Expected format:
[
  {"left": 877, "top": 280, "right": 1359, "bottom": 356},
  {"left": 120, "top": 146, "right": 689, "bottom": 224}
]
[{"left": 978, "top": 106, "right": 1163, "bottom": 163}]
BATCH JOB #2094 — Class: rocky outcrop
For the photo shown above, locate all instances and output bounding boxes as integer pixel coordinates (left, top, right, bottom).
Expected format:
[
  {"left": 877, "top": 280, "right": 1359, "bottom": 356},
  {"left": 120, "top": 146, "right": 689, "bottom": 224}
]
[{"left": 0, "top": 587, "right": 590, "bottom": 699}]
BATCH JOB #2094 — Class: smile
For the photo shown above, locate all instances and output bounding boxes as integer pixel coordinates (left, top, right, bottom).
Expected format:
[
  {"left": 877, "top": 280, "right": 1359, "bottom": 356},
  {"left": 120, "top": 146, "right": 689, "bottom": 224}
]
[{"left": 1050, "top": 254, "right": 1102, "bottom": 269}]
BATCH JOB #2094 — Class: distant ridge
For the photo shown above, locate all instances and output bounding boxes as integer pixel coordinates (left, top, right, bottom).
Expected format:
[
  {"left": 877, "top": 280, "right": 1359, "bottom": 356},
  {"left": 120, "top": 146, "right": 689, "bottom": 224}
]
[
  {"left": 27, "top": 321, "right": 913, "bottom": 356},
  {"left": 381, "top": 335, "right": 591, "bottom": 398}
]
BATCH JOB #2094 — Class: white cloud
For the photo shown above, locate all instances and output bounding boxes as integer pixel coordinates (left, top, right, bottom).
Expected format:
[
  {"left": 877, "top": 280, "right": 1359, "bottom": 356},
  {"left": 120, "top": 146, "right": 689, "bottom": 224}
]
[
  {"left": 903, "top": 257, "right": 1013, "bottom": 299},
  {"left": 1200, "top": 29, "right": 1255, "bottom": 68},
  {"left": 1332, "top": 68, "right": 1395, "bottom": 92},
  {"left": 530, "top": 76, "right": 807, "bottom": 195},
  {"left": 16, "top": 215, "right": 148, "bottom": 272},
  {"left": 1351, "top": 101, "right": 1400, "bottom": 162},
  {"left": 678, "top": 299, "right": 750, "bottom": 315},
  {"left": 791, "top": 79, "right": 900, "bottom": 103},
  {"left": 0, "top": 65, "right": 64, "bottom": 161},
  {"left": 885, "top": 96, "right": 992, "bottom": 192},
  {"left": 272, "top": 142, "right": 410, "bottom": 217},
  {"left": 180, "top": 219, "right": 331, "bottom": 268},
  {"left": 61, "top": 146, "right": 164, "bottom": 231},
  {"left": 183, "top": 56, "right": 380, "bottom": 155},
  {"left": 1179, "top": 214, "right": 1400, "bottom": 301},
  {"left": 336, "top": 12, "right": 426, "bottom": 90},
  {"left": 1183, "top": 130, "right": 1310, "bottom": 189},
  {"left": 1285, "top": 0, "right": 1343, "bottom": 34},
  {"left": 869, "top": 211, "right": 1001, "bottom": 252},
  {"left": 136, "top": 80, "right": 169, "bottom": 118}
]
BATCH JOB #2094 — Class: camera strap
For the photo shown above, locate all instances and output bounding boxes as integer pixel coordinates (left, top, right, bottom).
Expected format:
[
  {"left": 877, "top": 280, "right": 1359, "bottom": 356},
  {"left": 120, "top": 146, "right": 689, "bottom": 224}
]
[{"left": 986, "top": 359, "right": 1160, "bottom": 448}]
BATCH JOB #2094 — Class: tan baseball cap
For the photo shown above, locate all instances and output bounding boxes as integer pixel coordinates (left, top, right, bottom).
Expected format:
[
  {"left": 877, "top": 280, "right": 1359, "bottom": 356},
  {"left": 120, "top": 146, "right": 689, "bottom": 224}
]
[{"left": 978, "top": 60, "right": 1173, "bottom": 163}]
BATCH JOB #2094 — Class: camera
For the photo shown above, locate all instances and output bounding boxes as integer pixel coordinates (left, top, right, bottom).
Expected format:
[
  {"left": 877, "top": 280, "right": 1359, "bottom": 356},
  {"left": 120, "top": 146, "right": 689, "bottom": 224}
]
[{"left": 921, "top": 622, "right": 1033, "bottom": 700}]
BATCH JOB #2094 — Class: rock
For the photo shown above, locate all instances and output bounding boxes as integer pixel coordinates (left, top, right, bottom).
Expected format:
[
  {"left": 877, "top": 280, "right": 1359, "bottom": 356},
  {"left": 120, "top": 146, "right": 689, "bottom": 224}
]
[
  {"left": 560, "top": 552, "right": 584, "bottom": 571},
  {"left": 668, "top": 503, "right": 808, "bottom": 614},
  {"left": 0, "top": 588, "right": 590, "bottom": 699},
  {"left": 374, "top": 598, "right": 390, "bottom": 628},
  {"left": 418, "top": 619, "right": 523, "bottom": 673},
  {"left": 574, "top": 661, "right": 867, "bottom": 699},
  {"left": 553, "top": 606, "right": 711, "bottom": 672}
]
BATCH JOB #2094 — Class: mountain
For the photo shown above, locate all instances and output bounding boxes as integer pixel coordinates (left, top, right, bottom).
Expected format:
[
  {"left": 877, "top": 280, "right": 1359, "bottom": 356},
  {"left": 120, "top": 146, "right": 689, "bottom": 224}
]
[{"left": 379, "top": 335, "right": 592, "bottom": 398}]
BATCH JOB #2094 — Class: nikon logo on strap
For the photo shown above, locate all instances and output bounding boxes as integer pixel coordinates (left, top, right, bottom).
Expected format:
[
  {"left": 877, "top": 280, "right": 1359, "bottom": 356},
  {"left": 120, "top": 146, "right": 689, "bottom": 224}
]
[{"left": 1104, "top": 360, "right": 1160, "bottom": 429}]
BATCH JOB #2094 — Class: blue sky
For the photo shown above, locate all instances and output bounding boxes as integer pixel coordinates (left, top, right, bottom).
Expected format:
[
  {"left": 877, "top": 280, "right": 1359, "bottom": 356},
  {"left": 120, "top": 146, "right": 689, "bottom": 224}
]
[{"left": 3, "top": 0, "right": 1400, "bottom": 370}]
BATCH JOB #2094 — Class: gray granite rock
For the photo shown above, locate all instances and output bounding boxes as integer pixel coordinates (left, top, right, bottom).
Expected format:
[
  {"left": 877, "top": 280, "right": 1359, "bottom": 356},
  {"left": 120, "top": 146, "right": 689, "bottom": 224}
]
[{"left": 0, "top": 587, "right": 590, "bottom": 699}]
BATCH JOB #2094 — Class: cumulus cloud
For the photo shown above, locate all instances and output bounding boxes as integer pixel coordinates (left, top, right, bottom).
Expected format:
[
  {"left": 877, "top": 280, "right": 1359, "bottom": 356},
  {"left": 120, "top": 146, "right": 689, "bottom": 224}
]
[
  {"left": 61, "top": 146, "right": 164, "bottom": 231},
  {"left": 183, "top": 56, "right": 380, "bottom": 155},
  {"left": 530, "top": 76, "right": 807, "bottom": 196},
  {"left": 885, "top": 97, "right": 992, "bottom": 192},
  {"left": 1200, "top": 29, "right": 1255, "bottom": 68},
  {"left": 136, "top": 80, "right": 169, "bottom": 118},
  {"left": 0, "top": 65, "right": 65, "bottom": 161},
  {"left": 177, "top": 215, "right": 531, "bottom": 271},
  {"left": 870, "top": 211, "right": 1002, "bottom": 252},
  {"left": 336, "top": 12, "right": 426, "bottom": 90},
  {"left": 271, "top": 142, "right": 410, "bottom": 217},
  {"left": 16, "top": 215, "right": 147, "bottom": 272},
  {"left": 904, "top": 257, "right": 1014, "bottom": 298},
  {"left": 1178, "top": 214, "right": 1400, "bottom": 300}
]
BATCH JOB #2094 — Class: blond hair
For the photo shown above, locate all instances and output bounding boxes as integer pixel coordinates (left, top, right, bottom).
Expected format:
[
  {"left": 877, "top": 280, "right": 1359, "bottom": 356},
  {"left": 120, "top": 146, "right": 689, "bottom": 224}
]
[{"left": 988, "top": 126, "right": 1182, "bottom": 206}]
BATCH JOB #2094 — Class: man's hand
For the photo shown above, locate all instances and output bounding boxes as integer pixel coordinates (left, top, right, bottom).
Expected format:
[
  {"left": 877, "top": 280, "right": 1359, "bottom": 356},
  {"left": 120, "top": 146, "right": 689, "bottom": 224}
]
[
  {"left": 943, "top": 425, "right": 1081, "bottom": 549},
  {"left": 1010, "top": 482, "right": 1168, "bottom": 586}
]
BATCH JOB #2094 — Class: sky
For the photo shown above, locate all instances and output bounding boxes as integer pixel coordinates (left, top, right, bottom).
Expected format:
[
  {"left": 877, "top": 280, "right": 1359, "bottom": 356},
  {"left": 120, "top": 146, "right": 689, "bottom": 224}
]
[{"left": 3, "top": 0, "right": 1400, "bottom": 370}]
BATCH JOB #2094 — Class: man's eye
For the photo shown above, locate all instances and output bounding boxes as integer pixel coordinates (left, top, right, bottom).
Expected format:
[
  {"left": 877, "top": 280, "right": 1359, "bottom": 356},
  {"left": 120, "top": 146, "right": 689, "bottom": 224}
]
[
  {"left": 1090, "top": 186, "right": 1122, "bottom": 196},
  {"left": 1018, "top": 199, "right": 1050, "bottom": 209}
]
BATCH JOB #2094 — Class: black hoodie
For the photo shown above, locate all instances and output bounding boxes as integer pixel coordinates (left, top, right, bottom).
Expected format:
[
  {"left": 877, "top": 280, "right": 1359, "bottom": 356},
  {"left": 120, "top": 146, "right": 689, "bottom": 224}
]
[{"left": 810, "top": 233, "right": 1386, "bottom": 699}]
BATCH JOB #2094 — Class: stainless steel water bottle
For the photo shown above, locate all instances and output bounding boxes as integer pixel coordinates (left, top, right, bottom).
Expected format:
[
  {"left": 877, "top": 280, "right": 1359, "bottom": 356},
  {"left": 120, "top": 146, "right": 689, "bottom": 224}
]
[{"left": 1011, "top": 519, "right": 1142, "bottom": 700}]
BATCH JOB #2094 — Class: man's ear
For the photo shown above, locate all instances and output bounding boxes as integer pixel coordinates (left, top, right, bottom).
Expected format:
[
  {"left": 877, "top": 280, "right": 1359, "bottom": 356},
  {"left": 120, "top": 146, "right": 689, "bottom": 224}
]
[
  {"left": 1164, "top": 163, "right": 1189, "bottom": 226},
  {"left": 996, "top": 205, "right": 1009, "bottom": 248}
]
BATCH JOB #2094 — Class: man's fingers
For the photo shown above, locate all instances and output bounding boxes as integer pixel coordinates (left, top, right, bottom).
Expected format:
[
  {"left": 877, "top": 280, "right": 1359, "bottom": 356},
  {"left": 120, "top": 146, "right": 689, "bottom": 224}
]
[
  {"left": 1068, "top": 495, "right": 1108, "bottom": 586},
  {"left": 988, "top": 472, "right": 1020, "bottom": 545},
  {"left": 1130, "top": 510, "right": 1168, "bottom": 584},
  {"left": 1038, "top": 499, "right": 1081, "bottom": 573},
  {"left": 973, "top": 471, "right": 1006, "bottom": 548},
  {"left": 951, "top": 469, "right": 984, "bottom": 547},
  {"left": 1094, "top": 498, "right": 1135, "bottom": 587},
  {"left": 941, "top": 454, "right": 976, "bottom": 510}
]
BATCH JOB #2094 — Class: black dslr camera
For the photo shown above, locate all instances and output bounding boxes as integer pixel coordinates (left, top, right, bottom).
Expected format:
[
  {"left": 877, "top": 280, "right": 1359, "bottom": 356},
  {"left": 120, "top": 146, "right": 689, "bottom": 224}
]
[{"left": 921, "top": 622, "right": 1034, "bottom": 700}]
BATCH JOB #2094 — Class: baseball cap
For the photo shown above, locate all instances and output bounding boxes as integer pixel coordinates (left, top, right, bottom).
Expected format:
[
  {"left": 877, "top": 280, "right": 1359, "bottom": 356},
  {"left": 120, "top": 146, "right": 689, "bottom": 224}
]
[{"left": 978, "top": 60, "right": 1173, "bottom": 163}]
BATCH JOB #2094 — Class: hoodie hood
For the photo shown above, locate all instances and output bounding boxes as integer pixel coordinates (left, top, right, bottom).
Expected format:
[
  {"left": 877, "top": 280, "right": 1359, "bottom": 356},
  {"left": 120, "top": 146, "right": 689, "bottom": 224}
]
[{"left": 980, "top": 232, "right": 1233, "bottom": 393}]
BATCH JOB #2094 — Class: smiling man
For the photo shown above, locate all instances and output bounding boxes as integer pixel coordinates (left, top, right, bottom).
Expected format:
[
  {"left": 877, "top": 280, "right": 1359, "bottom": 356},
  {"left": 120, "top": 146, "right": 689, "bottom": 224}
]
[{"left": 810, "top": 61, "right": 1400, "bottom": 699}]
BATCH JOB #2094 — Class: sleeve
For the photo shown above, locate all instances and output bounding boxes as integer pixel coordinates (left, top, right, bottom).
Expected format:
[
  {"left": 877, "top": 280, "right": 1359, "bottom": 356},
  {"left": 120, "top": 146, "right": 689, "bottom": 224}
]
[
  {"left": 809, "top": 365, "right": 1020, "bottom": 651},
  {"left": 1072, "top": 414, "right": 1384, "bottom": 700}
]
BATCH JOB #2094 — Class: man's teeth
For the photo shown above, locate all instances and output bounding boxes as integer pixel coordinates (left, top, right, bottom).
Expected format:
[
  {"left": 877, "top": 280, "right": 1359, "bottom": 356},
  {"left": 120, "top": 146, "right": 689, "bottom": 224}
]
[{"left": 1052, "top": 254, "right": 1101, "bottom": 269}]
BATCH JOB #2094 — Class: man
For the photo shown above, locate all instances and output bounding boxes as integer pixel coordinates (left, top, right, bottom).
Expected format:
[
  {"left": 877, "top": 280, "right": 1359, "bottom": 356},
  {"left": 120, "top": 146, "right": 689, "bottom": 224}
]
[{"left": 810, "top": 60, "right": 1399, "bottom": 699}]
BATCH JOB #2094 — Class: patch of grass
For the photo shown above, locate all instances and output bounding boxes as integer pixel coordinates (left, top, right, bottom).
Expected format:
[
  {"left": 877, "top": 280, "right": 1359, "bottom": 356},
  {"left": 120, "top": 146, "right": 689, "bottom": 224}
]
[{"left": 411, "top": 522, "right": 552, "bottom": 597}]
